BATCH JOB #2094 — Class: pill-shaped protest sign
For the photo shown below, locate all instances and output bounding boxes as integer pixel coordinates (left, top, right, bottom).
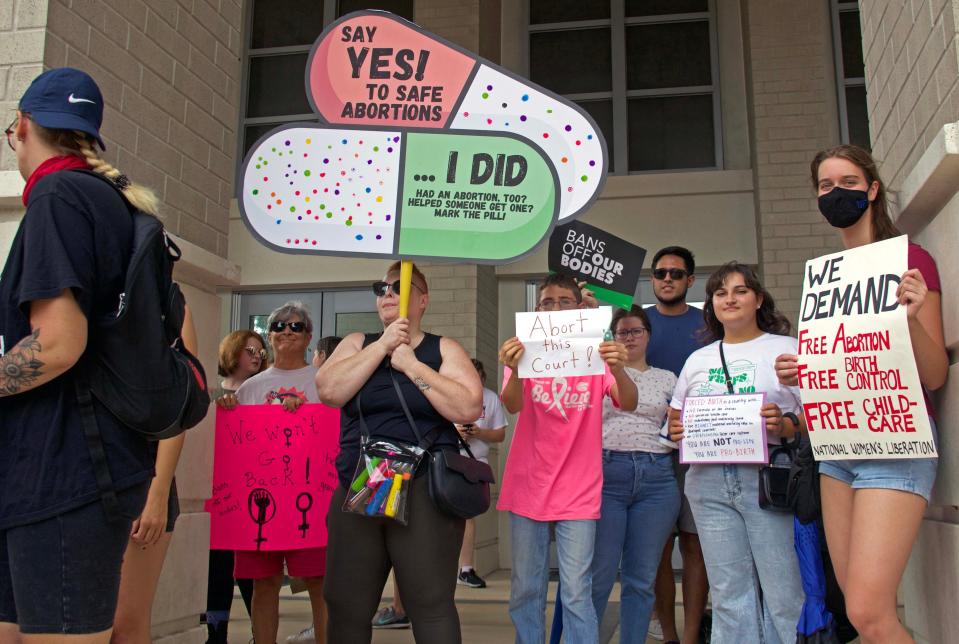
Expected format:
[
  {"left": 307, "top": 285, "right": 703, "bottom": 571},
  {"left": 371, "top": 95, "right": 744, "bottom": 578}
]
[
  {"left": 242, "top": 126, "right": 557, "bottom": 261},
  {"left": 239, "top": 10, "right": 607, "bottom": 263}
]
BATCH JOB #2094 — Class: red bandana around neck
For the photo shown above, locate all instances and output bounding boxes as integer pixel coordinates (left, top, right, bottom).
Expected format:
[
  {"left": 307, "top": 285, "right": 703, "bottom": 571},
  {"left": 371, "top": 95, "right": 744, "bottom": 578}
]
[{"left": 22, "top": 155, "right": 90, "bottom": 206}]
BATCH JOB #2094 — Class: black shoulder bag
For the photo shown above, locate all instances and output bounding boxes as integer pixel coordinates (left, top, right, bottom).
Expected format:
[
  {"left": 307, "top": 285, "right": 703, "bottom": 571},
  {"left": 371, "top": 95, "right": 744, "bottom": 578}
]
[
  {"left": 389, "top": 369, "right": 495, "bottom": 520},
  {"left": 719, "top": 341, "right": 796, "bottom": 513}
]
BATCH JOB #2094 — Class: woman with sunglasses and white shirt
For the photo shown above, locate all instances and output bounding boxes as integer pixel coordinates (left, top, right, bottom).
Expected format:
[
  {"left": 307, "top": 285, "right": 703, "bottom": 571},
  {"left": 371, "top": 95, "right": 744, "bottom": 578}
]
[
  {"left": 591, "top": 306, "right": 680, "bottom": 643},
  {"left": 234, "top": 302, "right": 328, "bottom": 644},
  {"left": 317, "top": 262, "right": 482, "bottom": 644}
]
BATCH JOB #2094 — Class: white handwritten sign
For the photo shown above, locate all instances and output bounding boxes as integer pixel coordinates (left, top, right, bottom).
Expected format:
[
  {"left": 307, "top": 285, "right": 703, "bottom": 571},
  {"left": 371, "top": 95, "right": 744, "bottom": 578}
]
[
  {"left": 516, "top": 306, "right": 612, "bottom": 378},
  {"left": 797, "top": 235, "right": 936, "bottom": 460},
  {"left": 680, "top": 393, "right": 768, "bottom": 464}
]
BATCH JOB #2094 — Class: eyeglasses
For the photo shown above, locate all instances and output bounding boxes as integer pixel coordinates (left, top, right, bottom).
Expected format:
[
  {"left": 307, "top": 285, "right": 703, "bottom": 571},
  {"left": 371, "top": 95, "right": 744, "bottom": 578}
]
[
  {"left": 614, "top": 328, "right": 647, "bottom": 340},
  {"left": 372, "top": 280, "right": 425, "bottom": 297},
  {"left": 536, "top": 297, "right": 579, "bottom": 311},
  {"left": 269, "top": 320, "right": 307, "bottom": 333},
  {"left": 244, "top": 346, "right": 267, "bottom": 359},
  {"left": 652, "top": 268, "right": 689, "bottom": 281},
  {"left": 4, "top": 118, "right": 17, "bottom": 151}
]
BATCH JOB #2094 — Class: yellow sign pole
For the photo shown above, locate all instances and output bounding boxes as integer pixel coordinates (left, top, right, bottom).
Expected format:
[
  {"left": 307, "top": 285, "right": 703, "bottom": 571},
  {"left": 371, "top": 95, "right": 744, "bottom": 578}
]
[{"left": 398, "top": 260, "right": 413, "bottom": 318}]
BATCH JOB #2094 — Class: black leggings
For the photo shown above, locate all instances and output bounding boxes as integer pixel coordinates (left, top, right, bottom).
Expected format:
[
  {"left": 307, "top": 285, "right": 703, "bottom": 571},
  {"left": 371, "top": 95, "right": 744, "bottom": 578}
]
[
  {"left": 206, "top": 549, "right": 254, "bottom": 643},
  {"left": 324, "top": 475, "right": 465, "bottom": 643}
]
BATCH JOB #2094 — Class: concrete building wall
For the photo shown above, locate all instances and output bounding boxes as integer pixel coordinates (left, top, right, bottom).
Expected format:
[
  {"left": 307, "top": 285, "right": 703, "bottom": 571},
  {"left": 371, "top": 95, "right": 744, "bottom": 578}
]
[
  {"left": 42, "top": 0, "right": 243, "bottom": 258},
  {"left": 863, "top": 0, "right": 959, "bottom": 193},
  {"left": 0, "top": 0, "right": 45, "bottom": 249},
  {"left": 860, "top": 2, "right": 959, "bottom": 642},
  {"left": 743, "top": 0, "right": 846, "bottom": 322}
]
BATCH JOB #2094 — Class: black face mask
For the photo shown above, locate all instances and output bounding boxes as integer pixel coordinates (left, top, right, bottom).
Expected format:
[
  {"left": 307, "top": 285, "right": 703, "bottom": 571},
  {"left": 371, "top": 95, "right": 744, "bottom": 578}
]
[{"left": 818, "top": 187, "right": 870, "bottom": 228}]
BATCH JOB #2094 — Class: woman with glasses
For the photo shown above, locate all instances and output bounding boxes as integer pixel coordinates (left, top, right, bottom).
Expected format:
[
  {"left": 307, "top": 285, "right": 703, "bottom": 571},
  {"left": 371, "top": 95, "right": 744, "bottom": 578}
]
[
  {"left": 668, "top": 263, "right": 803, "bottom": 644},
  {"left": 204, "top": 330, "right": 267, "bottom": 643},
  {"left": 316, "top": 262, "right": 483, "bottom": 644},
  {"left": 590, "top": 306, "right": 680, "bottom": 643},
  {"left": 234, "top": 302, "right": 328, "bottom": 644}
]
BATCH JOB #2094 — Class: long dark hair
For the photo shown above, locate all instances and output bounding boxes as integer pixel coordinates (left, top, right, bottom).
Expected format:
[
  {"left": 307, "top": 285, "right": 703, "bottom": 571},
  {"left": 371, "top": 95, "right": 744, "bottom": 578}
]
[
  {"left": 810, "top": 144, "right": 900, "bottom": 241},
  {"left": 701, "top": 262, "right": 791, "bottom": 343}
]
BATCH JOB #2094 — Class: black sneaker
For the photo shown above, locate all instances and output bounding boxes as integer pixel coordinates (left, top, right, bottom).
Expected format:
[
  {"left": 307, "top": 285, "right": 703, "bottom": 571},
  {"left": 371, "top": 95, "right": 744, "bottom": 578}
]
[{"left": 457, "top": 569, "right": 486, "bottom": 588}]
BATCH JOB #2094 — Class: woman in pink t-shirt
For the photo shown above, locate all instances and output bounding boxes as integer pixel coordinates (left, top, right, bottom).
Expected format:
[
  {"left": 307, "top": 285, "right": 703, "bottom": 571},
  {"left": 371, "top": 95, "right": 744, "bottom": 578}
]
[{"left": 776, "top": 144, "right": 948, "bottom": 644}]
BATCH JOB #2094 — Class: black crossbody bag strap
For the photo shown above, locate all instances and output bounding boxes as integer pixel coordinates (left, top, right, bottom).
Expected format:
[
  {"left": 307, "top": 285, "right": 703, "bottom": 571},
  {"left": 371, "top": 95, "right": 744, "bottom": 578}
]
[
  {"left": 388, "top": 368, "right": 477, "bottom": 457},
  {"left": 75, "top": 374, "right": 122, "bottom": 521},
  {"left": 718, "top": 341, "right": 736, "bottom": 395}
]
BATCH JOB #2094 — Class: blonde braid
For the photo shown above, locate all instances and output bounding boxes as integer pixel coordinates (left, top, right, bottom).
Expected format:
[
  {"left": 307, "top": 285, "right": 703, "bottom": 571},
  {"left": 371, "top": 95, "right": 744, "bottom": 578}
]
[{"left": 76, "top": 136, "right": 160, "bottom": 216}]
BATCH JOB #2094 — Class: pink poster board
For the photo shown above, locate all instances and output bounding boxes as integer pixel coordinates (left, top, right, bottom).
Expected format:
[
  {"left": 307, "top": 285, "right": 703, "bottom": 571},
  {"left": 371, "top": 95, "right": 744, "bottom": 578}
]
[{"left": 207, "top": 404, "right": 340, "bottom": 551}]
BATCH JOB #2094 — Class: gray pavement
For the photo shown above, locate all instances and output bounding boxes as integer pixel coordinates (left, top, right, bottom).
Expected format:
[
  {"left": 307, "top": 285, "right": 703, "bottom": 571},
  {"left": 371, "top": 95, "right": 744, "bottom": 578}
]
[{"left": 227, "top": 570, "right": 687, "bottom": 643}]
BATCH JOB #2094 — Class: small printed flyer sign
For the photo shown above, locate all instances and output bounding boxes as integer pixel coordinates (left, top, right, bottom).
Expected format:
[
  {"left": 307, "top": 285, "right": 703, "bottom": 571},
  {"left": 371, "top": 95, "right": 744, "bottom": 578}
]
[
  {"left": 516, "top": 306, "right": 612, "bottom": 378},
  {"left": 679, "top": 393, "right": 768, "bottom": 464},
  {"left": 797, "top": 235, "right": 936, "bottom": 460}
]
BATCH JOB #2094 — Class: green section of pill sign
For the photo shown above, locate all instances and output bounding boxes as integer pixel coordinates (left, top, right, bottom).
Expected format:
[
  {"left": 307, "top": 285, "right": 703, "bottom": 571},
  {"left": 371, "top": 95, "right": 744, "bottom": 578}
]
[{"left": 398, "top": 132, "right": 557, "bottom": 260}]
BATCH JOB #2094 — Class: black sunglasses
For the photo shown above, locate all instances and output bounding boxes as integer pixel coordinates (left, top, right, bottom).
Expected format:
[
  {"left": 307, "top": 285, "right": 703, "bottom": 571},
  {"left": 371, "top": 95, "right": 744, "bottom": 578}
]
[
  {"left": 372, "top": 280, "right": 424, "bottom": 297},
  {"left": 652, "top": 268, "right": 689, "bottom": 280},
  {"left": 269, "top": 320, "right": 307, "bottom": 333}
]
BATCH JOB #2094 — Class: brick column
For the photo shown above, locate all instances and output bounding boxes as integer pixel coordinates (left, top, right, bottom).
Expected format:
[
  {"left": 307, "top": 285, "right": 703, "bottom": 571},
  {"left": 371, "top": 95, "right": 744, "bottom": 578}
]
[{"left": 745, "top": 0, "right": 845, "bottom": 321}]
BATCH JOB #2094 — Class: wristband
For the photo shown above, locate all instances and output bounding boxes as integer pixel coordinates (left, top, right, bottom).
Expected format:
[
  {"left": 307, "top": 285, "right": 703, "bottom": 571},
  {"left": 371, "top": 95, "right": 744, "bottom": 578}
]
[{"left": 782, "top": 412, "right": 799, "bottom": 430}]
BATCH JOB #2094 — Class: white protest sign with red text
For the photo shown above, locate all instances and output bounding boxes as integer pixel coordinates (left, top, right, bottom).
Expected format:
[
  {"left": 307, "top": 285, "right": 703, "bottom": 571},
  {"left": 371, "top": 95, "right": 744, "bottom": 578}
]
[
  {"left": 516, "top": 306, "right": 612, "bottom": 378},
  {"left": 797, "top": 235, "right": 935, "bottom": 460}
]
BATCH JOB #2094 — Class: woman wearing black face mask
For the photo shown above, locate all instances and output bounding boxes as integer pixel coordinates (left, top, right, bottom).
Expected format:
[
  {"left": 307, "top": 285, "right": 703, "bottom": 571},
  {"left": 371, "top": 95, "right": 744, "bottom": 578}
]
[{"left": 775, "top": 144, "right": 947, "bottom": 644}]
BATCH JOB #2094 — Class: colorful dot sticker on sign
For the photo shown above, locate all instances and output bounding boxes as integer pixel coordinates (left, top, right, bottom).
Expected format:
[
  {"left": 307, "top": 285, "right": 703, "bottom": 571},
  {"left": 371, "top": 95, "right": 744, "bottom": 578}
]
[{"left": 239, "top": 10, "right": 607, "bottom": 263}]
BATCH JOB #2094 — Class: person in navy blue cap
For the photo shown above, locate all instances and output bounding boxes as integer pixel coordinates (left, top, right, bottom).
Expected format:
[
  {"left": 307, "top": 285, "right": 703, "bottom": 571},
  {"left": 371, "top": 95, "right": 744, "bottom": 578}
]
[{"left": 0, "top": 67, "right": 191, "bottom": 643}]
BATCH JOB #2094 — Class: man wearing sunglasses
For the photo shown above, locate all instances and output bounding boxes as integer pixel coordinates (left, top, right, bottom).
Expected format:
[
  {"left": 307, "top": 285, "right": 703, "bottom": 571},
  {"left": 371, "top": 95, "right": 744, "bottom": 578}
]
[
  {"left": 233, "top": 301, "right": 329, "bottom": 644},
  {"left": 643, "top": 246, "right": 710, "bottom": 644}
]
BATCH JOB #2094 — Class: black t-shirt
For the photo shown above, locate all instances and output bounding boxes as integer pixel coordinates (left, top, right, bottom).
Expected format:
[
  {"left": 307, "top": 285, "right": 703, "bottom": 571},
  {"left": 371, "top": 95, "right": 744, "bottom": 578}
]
[
  {"left": 0, "top": 170, "right": 154, "bottom": 529},
  {"left": 335, "top": 333, "right": 458, "bottom": 487}
]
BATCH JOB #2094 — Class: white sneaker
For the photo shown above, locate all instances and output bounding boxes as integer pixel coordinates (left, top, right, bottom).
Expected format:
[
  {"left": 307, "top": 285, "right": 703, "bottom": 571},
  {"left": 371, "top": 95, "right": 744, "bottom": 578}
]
[
  {"left": 286, "top": 625, "right": 315, "bottom": 643},
  {"left": 647, "top": 617, "right": 664, "bottom": 641}
]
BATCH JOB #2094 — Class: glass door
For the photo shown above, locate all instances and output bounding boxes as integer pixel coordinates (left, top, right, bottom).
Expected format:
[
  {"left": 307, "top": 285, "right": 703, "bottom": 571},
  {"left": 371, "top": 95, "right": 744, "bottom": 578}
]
[{"left": 232, "top": 288, "right": 380, "bottom": 341}]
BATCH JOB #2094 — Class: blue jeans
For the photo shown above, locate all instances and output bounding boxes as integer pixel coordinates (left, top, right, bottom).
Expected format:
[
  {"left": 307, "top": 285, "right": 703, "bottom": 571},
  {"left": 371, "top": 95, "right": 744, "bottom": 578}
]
[
  {"left": 509, "top": 513, "right": 598, "bottom": 644},
  {"left": 684, "top": 464, "right": 803, "bottom": 644},
  {"left": 591, "top": 451, "right": 680, "bottom": 643}
]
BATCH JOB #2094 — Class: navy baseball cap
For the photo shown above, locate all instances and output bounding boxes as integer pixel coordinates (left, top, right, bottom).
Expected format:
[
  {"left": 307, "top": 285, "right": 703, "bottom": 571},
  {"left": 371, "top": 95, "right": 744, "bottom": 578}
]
[{"left": 18, "top": 67, "right": 105, "bottom": 149}]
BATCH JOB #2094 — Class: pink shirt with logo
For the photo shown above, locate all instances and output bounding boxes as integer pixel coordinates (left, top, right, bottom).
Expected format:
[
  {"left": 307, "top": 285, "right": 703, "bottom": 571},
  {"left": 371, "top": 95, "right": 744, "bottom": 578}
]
[{"left": 497, "top": 366, "right": 616, "bottom": 521}]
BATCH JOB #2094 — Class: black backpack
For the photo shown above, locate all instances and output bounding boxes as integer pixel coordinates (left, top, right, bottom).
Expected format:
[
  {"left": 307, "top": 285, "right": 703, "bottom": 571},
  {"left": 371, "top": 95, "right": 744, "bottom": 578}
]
[{"left": 72, "top": 170, "right": 210, "bottom": 517}]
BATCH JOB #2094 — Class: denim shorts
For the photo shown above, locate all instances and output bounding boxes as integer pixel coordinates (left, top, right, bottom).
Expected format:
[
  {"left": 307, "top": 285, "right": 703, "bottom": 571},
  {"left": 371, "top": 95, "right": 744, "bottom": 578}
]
[
  {"left": 819, "top": 456, "right": 937, "bottom": 501},
  {"left": 0, "top": 482, "right": 149, "bottom": 634},
  {"left": 818, "top": 419, "right": 939, "bottom": 502}
]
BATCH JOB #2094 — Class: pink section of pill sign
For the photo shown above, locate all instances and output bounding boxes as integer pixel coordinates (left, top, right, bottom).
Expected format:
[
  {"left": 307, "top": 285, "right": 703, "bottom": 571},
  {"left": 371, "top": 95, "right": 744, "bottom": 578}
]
[{"left": 310, "top": 14, "right": 475, "bottom": 128}]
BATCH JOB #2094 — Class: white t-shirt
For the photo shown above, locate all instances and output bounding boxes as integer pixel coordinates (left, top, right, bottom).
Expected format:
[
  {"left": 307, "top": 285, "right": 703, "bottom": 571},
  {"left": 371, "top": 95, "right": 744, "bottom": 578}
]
[
  {"left": 602, "top": 366, "right": 676, "bottom": 453},
  {"left": 235, "top": 365, "right": 320, "bottom": 405},
  {"left": 671, "top": 333, "right": 801, "bottom": 444},
  {"left": 463, "top": 387, "right": 507, "bottom": 461}
]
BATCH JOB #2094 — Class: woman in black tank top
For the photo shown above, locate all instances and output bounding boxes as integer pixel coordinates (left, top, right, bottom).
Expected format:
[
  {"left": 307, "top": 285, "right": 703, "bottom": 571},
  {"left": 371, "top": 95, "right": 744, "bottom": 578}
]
[{"left": 316, "top": 261, "right": 482, "bottom": 644}]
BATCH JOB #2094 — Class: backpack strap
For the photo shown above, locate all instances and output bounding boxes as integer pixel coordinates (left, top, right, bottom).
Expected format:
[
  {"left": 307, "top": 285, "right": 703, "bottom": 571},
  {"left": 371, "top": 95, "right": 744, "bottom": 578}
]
[{"left": 75, "top": 374, "right": 122, "bottom": 521}]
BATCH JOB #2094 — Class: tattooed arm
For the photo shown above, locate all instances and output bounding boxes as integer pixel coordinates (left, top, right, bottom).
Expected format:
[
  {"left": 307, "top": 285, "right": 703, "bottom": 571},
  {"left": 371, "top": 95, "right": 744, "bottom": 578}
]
[{"left": 0, "top": 289, "right": 88, "bottom": 397}]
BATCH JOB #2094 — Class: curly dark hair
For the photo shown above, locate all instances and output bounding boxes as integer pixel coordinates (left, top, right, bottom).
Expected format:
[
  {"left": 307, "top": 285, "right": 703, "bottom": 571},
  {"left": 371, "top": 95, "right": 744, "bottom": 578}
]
[{"left": 701, "top": 262, "right": 791, "bottom": 343}]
